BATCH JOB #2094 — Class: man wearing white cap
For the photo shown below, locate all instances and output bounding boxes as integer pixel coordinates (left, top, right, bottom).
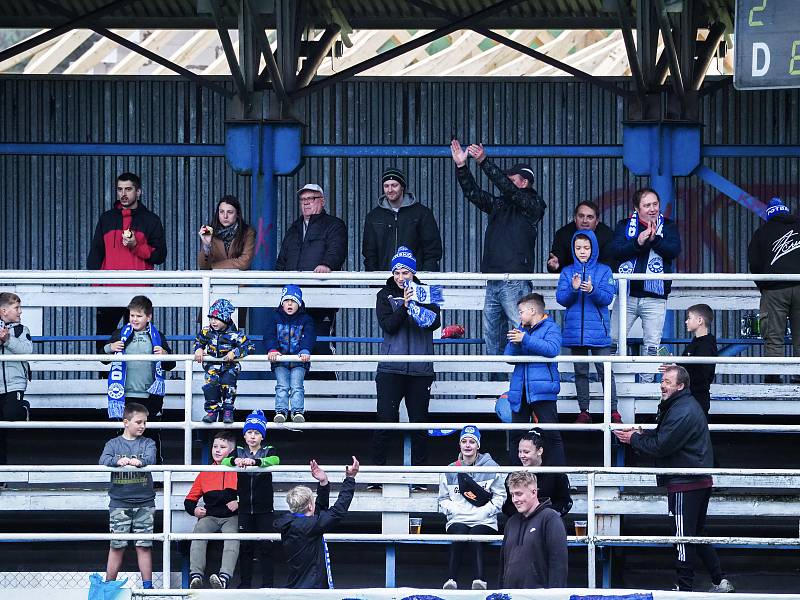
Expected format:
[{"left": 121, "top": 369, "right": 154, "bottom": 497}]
[{"left": 276, "top": 184, "right": 348, "bottom": 373}]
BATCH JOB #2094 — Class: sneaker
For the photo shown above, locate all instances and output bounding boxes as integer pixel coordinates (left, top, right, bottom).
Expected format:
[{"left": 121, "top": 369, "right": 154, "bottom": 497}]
[
  {"left": 274, "top": 412, "right": 287, "bottom": 424},
  {"left": 222, "top": 409, "right": 234, "bottom": 424},
  {"left": 189, "top": 575, "right": 203, "bottom": 589},
  {"left": 209, "top": 574, "right": 228, "bottom": 589},
  {"left": 471, "top": 579, "right": 487, "bottom": 590},
  {"left": 709, "top": 578, "right": 735, "bottom": 593},
  {"left": 202, "top": 411, "right": 217, "bottom": 424},
  {"left": 291, "top": 412, "right": 305, "bottom": 423},
  {"left": 611, "top": 410, "right": 623, "bottom": 424},
  {"left": 443, "top": 579, "right": 457, "bottom": 590},
  {"left": 366, "top": 483, "right": 382, "bottom": 491},
  {"left": 575, "top": 411, "right": 592, "bottom": 424}
]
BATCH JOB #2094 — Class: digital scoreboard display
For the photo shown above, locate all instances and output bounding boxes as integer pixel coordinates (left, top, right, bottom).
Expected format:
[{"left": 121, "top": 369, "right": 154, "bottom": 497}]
[{"left": 734, "top": 0, "right": 800, "bottom": 90}]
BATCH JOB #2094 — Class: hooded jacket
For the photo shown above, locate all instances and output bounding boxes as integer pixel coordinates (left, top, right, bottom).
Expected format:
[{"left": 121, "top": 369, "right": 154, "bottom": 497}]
[
  {"left": 1, "top": 321, "right": 32, "bottom": 394},
  {"left": 87, "top": 201, "right": 167, "bottom": 270},
  {"left": 221, "top": 444, "right": 280, "bottom": 513},
  {"left": 504, "top": 317, "right": 561, "bottom": 411},
  {"left": 264, "top": 302, "right": 317, "bottom": 371},
  {"left": 747, "top": 212, "right": 800, "bottom": 291},
  {"left": 362, "top": 193, "right": 443, "bottom": 272},
  {"left": 194, "top": 324, "right": 254, "bottom": 375},
  {"left": 376, "top": 275, "right": 441, "bottom": 377},
  {"left": 184, "top": 469, "right": 239, "bottom": 518},
  {"left": 276, "top": 210, "right": 348, "bottom": 272},
  {"left": 437, "top": 452, "right": 506, "bottom": 530},
  {"left": 610, "top": 215, "right": 681, "bottom": 299},
  {"left": 500, "top": 499, "right": 568, "bottom": 589},
  {"left": 548, "top": 221, "right": 616, "bottom": 272},
  {"left": 556, "top": 230, "right": 617, "bottom": 348},
  {"left": 274, "top": 477, "right": 356, "bottom": 589},
  {"left": 455, "top": 158, "right": 546, "bottom": 273},
  {"left": 630, "top": 387, "right": 714, "bottom": 490}
]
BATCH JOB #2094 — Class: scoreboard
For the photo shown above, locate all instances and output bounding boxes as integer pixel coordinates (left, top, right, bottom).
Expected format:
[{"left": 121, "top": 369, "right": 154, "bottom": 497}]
[{"left": 734, "top": 0, "right": 800, "bottom": 90}]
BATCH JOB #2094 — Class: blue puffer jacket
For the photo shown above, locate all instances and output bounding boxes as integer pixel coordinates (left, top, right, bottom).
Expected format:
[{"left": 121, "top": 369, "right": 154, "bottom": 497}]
[
  {"left": 556, "top": 229, "right": 617, "bottom": 348},
  {"left": 264, "top": 303, "right": 317, "bottom": 371},
  {"left": 504, "top": 316, "right": 561, "bottom": 411}
]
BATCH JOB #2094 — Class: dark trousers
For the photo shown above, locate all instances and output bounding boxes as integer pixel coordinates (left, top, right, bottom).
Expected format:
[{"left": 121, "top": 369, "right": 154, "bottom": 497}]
[
  {"left": 668, "top": 487, "right": 724, "bottom": 591},
  {"left": 0, "top": 391, "right": 28, "bottom": 465},
  {"left": 692, "top": 389, "right": 711, "bottom": 416},
  {"left": 446, "top": 522, "right": 495, "bottom": 582},
  {"left": 238, "top": 512, "right": 275, "bottom": 588},
  {"left": 371, "top": 372, "right": 433, "bottom": 466},
  {"left": 96, "top": 307, "right": 129, "bottom": 353},
  {"left": 509, "top": 400, "right": 566, "bottom": 467},
  {"left": 760, "top": 285, "right": 800, "bottom": 358},
  {"left": 305, "top": 308, "right": 337, "bottom": 381},
  {"left": 127, "top": 395, "right": 164, "bottom": 465}
]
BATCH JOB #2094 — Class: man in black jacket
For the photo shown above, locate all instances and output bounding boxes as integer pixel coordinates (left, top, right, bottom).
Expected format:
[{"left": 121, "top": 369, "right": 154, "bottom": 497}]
[
  {"left": 500, "top": 471, "right": 567, "bottom": 588},
  {"left": 451, "top": 141, "right": 546, "bottom": 369},
  {"left": 547, "top": 200, "right": 615, "bottom": 272},
  {"left": 748, "top": 197, "right": 800, "bottom": 384},
  {"left": 274, "top": 457, "right": 359, "bottom": 589},
  {"left": 615, "top": 365, "right": 733, "bottom": 593},
  {"left": 276, "top": 184, "right": 348, "bottom": 373},
  {"left": 362, "top": 168, "right": 442, "bottom": 272}
]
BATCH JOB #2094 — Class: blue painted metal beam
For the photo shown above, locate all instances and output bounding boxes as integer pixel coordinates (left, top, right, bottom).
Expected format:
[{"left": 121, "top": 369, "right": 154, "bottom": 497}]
[
  {"left": 0, "top": 143, "right": 226, "bottom": 156},
  {"left": 695, "top": 165, "right": 767, "bottom": 218},
  {"left": 302, "top": 145, "right": 625, "bottom": 158},
  {"left": 703, "top": 145, "right": 800, "bottom": 158}
]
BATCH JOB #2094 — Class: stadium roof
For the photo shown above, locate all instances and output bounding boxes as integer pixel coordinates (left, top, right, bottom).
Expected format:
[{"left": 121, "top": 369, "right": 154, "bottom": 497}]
[{"left": 0, "top": 0, "right": 736, "bottom": 30}]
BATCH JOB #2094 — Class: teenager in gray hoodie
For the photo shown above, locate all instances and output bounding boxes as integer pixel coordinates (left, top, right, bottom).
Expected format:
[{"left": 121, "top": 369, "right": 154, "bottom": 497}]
[{"left": 0, "top": 292, "right": 32, "bottom": 471}]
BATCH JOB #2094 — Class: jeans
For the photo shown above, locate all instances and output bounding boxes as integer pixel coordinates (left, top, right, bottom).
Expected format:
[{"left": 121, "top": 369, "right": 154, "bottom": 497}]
[
  {"left": 509, "top": 399, "right": 566, "bottom": 467},
  {"left": 190, "top": 515, "right": 239, "bottom": 578},
  {"left": 625, "top": 296, "right": 667, "bottom": 383},
  {"left": 274, "top": 365, "right": 306, "bottom": 415},
  {"left": 570, "top": 346, "right": 617, "bottom": 412},
  {"left": 483, "top": 280, "right": 532, "bottom": 379},
  {"left": 371, "top": 372, "right": 433, "bottom": 466}
]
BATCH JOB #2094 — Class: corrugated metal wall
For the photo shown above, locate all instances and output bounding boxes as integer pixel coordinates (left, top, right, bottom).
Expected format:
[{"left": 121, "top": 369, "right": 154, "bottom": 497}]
[{"left": 1, "top": 76, "right": 798, "bottom": 364}]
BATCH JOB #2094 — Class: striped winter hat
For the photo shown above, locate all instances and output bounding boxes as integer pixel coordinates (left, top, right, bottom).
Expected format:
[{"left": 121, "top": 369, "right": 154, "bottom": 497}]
[{"left": 382, "top": 167, "right": 407, "bottom": 189}]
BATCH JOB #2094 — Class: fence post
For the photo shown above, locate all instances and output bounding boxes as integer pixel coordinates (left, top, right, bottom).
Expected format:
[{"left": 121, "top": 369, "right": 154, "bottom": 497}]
[
  {"left": 162, "top": 469, "right": 172, "bottom": 589},
  {"left": 603, "top": 360, "right": 612, "bottom": 468},
  {"left": 587, "top": 472, "right": 597, "bottom": 588},
  {"left": 183, "top": 360, "right": 193, "bottom": 465},
  {"left": 201, "top": 276, "right": 211, "bottom": 327},
  {"left": 618, "top": 278, "right": 628, "bottom": 357}
]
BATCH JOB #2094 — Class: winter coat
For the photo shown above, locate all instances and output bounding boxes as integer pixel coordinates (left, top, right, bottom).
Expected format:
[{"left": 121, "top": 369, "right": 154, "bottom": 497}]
[
  {"left": 197, "top": 227, "right": 255, "bottom": 270},
  {"left": 500, "top": 499, "right": 568, "bottom": 589},
  {"left": 274, "top": 477, "right": 356, "bottom": 589},
  {"left": 437, "top": 452, "right": 507, "bottom": 530},
  {"left": 276, "top": 211, "right": 348, "bottom": 272},
  {"left": 264, "top": 303, "right": 317, "bottom": 371},
  {"left": 748, "top": 212, "right": 800, "bottom": 291},
  {"left": 376, "top": 275, "right": 441, "bottom": 377},
  {"left": 610, "top": 215, "right": 681, "bottom": 299},
  {"left": 194, "top": 325, "right": 254, "bottom": 375},
  {"left": 548, "top": 221, "right": 616, "bottom": 272},
  {"left": 221, "top": 445, "right": 280, "bottom": 514},
  {"left": 455, "top": 159, "right": 546, "bottom": 273},
  {"left": 87, "top": 201, "right": 167, "bottom": 270},
  {"left": 502, "top": 472, "right": 572, "bottom": 518},
  {"left": 504, "top": 316, "right": 561, "bottom": 412},
  {"left": 0, "top": 322, "right": 32, "bottom": 393},
  {"left": 630, "top": 388, "right": 714, "bottom": 489},
  {"left": 556, "top": 230, "right": 617, "bottom": 348},
  {"left": 184, "top": 469, "right": 239, "bottom": 518},
  {"left": 362, "top": 193, "right": 443, "bottom": 272}
]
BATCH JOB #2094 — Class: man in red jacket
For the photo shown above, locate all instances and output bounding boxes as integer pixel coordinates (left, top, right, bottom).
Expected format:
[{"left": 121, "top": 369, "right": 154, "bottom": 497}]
[{"left": 87, "top": 172, "right": 167, "bottom": 354}]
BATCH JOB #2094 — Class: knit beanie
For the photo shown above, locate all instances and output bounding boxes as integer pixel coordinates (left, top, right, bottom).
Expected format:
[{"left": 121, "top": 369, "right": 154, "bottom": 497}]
[
  {"left": 243, "top": 409, "right": 267, "bottom": 437},
  {"left": 505, "top": 163, "right": 535, "bottom": 187},
  {"left": 765, "top": 197, "right": 790, "bottom": 220},
  {"left": 208, "top": 298, "right": 235, "bottom": 323},
  {"left": 390, "top": 246, "right": 417, "bottom": 273},
  {"left": 382, "top": 167, "right": 407, "bottom": 189},
  {"left": 280, "top": 284, "right": 303, "bottom": 306},
  {"left": 460, "top": 425, "right": 481, "bottom": 447}
]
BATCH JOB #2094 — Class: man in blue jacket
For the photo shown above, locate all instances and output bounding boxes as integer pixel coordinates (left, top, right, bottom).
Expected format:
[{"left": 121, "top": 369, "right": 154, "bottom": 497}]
[
  {"left": 611, "top": 188, "right": 681, "bottom": 382},
  {"left": 504, "top": 293, "right": 564, "bottom": 466}
]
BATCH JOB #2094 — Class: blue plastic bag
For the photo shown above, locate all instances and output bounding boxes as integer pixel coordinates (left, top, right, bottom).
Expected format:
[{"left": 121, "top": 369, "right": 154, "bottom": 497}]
[{"left": 88, "top": 573, "right": 128, "bottom": 600}]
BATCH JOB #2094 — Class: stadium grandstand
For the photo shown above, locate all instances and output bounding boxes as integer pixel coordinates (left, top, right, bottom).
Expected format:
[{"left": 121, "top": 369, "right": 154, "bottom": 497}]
[{"left": 1, "top": 1, "right": 800, "bottom": 599}]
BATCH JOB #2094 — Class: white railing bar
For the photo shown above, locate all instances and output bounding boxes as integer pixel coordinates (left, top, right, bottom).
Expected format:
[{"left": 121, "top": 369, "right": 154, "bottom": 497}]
[
  {"left": 595, "top": 536, "right": 800, "bottom": 546},
  {"left": 182, "top": 359, "right": 192, "bottom": 466},
  {"left": 587, "top": 472, "right": 597, "bottom": 588},
  {"left": 0, "top": 534, "right": 162, "bottom": 541},
  {"left": 602, "top": 363, "right": 612, "bottom": 468}
]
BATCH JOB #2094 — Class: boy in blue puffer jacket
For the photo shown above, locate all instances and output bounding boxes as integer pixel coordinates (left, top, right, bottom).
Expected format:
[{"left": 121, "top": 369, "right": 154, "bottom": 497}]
[
  {"left": 556, "top": 230, "right": 619, "bottom": 424},
  {"left": 504, "top": 293, "right": 564, "bottom": 466},
  {"left": 265, "top": 285, "right": 317, "bottom": 423}
]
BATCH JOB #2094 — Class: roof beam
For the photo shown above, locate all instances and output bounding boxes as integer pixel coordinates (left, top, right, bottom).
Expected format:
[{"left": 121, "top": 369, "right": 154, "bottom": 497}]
[
  {"left": 63, "top": 30, "right": 122, "bottom": 74},
  {"left": 24, "top": 29, "right": 93, "bottom": 73},
  {"left": 209, "top": 0, "right": 248, "bottom": 103},
  {"left": 0, "top": 30, "right": 57, "bottom": 73}
]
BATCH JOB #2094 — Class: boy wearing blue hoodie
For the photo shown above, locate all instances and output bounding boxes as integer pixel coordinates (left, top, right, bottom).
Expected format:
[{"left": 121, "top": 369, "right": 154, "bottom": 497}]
[
  {"left": 556, "top": 231, "right": 619, "bottom": 424},
  {"left": 265, "top": 285, "right": 317, "bottom": 423}
]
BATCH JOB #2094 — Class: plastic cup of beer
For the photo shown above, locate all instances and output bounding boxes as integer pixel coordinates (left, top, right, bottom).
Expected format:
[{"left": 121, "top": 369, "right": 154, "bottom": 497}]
[
  {"left": 574, "top": 520, "right": 588, "bottom": 537},
  {"left": 409, "top": 517, "right": 422, "bottom": 535}
]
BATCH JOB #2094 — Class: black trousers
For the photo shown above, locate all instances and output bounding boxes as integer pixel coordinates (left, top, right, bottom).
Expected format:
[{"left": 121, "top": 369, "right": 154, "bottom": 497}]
[
  {"left": 238, "top": 512, "right": 275, "bottom": 588},
  {"left": 692, "top": 389, "right": 711, "bottom": 416},
  {"left": 305, "top": 308, "right": 337, "bottom": 381},
  {"left": 446, "top": 522, "right": 495, "bottom": 582},
  {"left": 509, "top": 400, "right": 566, "bottom": 467},
  {"left": 371, "top": 372, "right": 433, "bottom": 466},
  {"left": 96, "top": 307, "right": 129, "bottom": 353},
  {"left": 668, "top": 487, "right": 724, "bottom": 591},
  {"left": 126, "top": 395, "right": 164, "bottom": 465},
  {"left": 0, "top": 391, "right": 29, "bottom": 465}
]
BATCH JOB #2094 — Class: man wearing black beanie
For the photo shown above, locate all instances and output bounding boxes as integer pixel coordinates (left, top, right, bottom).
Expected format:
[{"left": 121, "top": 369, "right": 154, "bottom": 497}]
[{"left": 362, "top": 167, "right": 443, "bottom": 272}]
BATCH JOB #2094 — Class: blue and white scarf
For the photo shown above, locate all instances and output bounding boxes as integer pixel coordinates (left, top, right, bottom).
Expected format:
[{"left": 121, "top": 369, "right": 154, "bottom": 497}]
[
  {"left": 617, "top": 211, "right": 665, "bottom": 296},
  {"left": 405, "top": 281, "right": 444, "bottom": 306},
  {"left": 407, "top": 301, "right": 437, "bottom": 328},
  {"left": 107, "top": 323, "right": 166, "bottom": 419}
]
